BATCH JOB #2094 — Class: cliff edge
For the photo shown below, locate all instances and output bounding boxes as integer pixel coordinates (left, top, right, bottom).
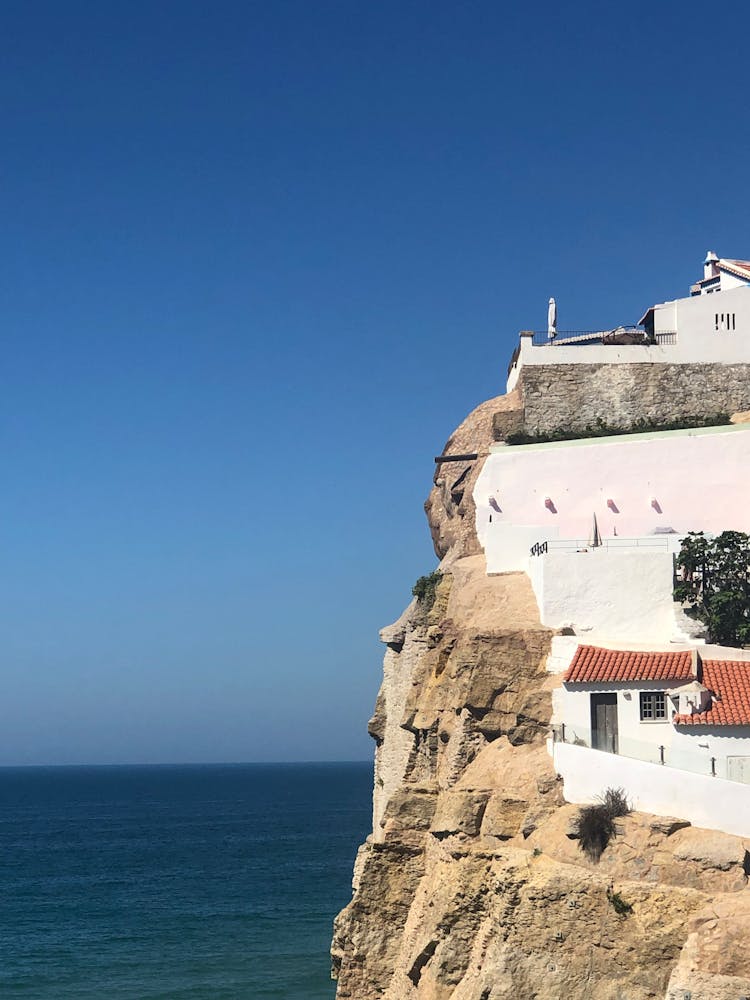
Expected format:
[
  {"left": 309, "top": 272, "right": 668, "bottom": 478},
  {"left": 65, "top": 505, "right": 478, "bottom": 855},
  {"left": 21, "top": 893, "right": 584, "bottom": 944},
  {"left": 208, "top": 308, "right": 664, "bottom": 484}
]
[{"left": 332, "top": 394, "right": 750, "bottom": 1000}]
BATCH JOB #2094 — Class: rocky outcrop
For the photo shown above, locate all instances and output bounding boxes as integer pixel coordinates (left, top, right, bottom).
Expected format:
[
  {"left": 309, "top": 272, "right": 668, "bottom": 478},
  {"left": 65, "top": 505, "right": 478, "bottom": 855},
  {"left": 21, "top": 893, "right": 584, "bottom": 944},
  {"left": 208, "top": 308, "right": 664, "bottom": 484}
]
[
  {"left": 332, "top": 393, "right": 750, "bottom": 999},
  {"left": 426, "top": 391, "right": 521, "bottom": 563}
]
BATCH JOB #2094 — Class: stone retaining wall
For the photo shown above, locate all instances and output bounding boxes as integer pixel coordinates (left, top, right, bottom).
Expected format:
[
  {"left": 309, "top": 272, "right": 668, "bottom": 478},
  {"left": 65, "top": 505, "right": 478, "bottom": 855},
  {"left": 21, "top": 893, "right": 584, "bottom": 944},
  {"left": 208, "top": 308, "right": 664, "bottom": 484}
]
[{"left": 515, "top": 362, "right": 750, "bottom": 437}]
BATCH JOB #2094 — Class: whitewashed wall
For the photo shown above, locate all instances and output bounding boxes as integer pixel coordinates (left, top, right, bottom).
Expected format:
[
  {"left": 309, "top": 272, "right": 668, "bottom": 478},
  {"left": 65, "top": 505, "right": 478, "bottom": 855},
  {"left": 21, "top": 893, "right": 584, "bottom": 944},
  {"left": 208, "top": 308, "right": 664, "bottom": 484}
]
[
  {"left": 670, "top": 726, "right": 750, "bottom": 779},
  {"left": 530, "top": 549, "right": 676, "bottom": 641},
  {"left": 553, "top": 741, "right": 750, "bottom": 838},
  {"left": 484, "top": 524, "right": 559, "bottom": 574},
  {"left": 659, "top": 283, "right": 750, "bottom": 353},
  {"left": 717, "top": 271, "right": 747, "bottom": 292},
  {"left": 475, "top": 425, "right": 750, "bottom": 567},
  {"left": 544, "top": 635, "right": 581, "bottom": 675},
  {"left": 552, "top": 680, "right": 677, "bottom": 759}
]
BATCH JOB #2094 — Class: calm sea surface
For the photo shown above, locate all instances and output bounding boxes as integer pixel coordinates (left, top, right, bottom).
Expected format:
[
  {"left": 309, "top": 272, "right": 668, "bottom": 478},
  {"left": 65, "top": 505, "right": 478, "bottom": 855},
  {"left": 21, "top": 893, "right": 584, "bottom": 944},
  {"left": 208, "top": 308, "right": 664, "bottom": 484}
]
[{"left": 0, "top": 762, "right": 372, "bottom": 999}]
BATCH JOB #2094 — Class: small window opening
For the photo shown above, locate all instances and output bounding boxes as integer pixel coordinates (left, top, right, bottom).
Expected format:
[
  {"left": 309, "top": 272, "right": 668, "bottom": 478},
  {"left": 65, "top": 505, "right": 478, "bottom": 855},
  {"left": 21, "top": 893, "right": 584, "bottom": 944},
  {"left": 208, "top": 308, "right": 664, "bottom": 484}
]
[{"left": 640, "top": 691, "right": 667, "bottom": 721}]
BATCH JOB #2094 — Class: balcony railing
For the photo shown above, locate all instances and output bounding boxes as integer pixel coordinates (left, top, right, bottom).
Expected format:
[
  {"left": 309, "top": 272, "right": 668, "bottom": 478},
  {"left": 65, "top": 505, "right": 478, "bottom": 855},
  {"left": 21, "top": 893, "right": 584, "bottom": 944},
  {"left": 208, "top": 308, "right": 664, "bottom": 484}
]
[
  {"left": 529, "top": 537, "right": 671, "bottom": 556},
  {"left": 550, "top": 723, "right": 734, "bottom": 781},
  {"left": 528, "top": 330, "right": 610, "bottom": 346},
  {"left": 525, "top": 328, "right": 677, "bottom": 348}
]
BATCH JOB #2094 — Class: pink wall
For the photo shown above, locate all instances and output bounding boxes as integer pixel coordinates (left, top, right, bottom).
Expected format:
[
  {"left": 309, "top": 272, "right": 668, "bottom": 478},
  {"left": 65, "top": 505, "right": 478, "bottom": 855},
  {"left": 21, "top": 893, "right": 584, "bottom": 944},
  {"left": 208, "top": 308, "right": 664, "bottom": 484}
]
[{"left": 475, "top": 425, "right": 750, "bottom": 555}]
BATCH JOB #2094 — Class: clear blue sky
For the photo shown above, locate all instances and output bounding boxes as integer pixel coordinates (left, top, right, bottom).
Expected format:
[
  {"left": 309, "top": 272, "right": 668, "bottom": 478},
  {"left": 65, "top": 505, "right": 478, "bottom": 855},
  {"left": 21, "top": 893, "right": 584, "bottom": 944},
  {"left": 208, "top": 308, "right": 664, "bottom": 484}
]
[{"left": 1, "top": 1, "right": 748, "bottom": 764}]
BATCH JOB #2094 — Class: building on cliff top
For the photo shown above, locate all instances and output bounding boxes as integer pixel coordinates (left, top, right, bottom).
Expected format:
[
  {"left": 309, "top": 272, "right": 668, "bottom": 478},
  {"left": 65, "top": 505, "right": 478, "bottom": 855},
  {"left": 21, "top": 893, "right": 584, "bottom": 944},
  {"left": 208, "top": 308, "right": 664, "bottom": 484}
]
[
  {"left": 507, "top": 251, "right": 750, "bottom": 392},
  {"left": 470, "top": 255, "right": 750, "bottom": 836}
]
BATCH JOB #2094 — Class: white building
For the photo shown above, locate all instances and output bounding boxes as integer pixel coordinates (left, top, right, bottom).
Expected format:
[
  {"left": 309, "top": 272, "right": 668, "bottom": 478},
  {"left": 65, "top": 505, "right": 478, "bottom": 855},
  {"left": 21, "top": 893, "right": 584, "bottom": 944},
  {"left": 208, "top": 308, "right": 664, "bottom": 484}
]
[
  {"left": 474, "top": 421, "right": 750, "bottom": 640},
  {"left": 473, "top": 256, "right": 750, "bottom": 833},
  {"left": 688, "top": 251, "right": 750, "bottom": 296},
  {"left": 546, "top": 640, "right": 750, "bottom": 836},
  {"left": 507, "top": 252, "right": 750, "bottom": 392},
  {"left": 550, "top": 642, "right": 750, "bottom": 776}
]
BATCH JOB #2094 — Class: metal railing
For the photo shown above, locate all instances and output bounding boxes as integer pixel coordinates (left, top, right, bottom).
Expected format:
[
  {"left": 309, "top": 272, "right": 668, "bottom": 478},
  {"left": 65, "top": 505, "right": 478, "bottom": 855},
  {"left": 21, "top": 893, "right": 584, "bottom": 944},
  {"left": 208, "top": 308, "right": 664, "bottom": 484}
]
[
  {"left": 526, "top": 327, "right": 676, "bottom": 348},
  {"left": 529, "top": 537, "right": 671, "bottom": 556},
  {"left": 529, "top": 330, "right": 609, "bottom": 346},
  {"left": 550, "top": 723, "right": 728, "bottom": 780}
]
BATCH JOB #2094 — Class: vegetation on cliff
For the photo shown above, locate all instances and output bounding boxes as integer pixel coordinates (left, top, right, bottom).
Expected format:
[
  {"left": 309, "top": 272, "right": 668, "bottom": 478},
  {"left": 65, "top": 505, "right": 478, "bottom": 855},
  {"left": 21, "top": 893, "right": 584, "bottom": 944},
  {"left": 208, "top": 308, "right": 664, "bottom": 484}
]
[
  {"left": 505, "top": 411, "right": 729, "bottom": 446},
  {"left": 411, "top": 570, "right": 442, "bottom": 612},
  {"left": 574, "top": 786, "right": 631, "bottom": 862}
]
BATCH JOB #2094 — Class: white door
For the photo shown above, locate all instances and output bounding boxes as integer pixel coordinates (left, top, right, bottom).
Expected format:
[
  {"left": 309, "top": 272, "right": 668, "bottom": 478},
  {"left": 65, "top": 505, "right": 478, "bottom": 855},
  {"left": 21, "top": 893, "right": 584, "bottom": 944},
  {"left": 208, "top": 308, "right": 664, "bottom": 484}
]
[{"left": 727, "top": 756, "right": 750, "bottom": 783}]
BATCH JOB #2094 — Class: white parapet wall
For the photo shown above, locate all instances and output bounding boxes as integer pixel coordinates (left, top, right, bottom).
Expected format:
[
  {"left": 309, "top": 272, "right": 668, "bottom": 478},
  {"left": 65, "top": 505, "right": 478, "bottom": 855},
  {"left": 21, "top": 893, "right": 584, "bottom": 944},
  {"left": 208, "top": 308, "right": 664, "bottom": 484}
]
[
  {"left": 552, "top": 741, "right": 750, "bottom": 839},
  {"left": 484, "top": 523, "right": 560, "bottom": 573},
  {"left": 529, "top": 548, "right": 676, "bottom": 641}
]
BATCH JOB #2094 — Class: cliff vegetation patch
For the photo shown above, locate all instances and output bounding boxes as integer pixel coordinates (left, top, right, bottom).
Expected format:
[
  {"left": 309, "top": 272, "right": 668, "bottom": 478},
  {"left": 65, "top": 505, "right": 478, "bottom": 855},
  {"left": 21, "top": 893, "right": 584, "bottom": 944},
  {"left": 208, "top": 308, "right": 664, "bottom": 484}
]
[
  {"left": 575, "top": 786, "right": 631, "bottom": 862},
  {"left": 606, "top": 887, "right": 633, "bottom": 916},
  {"left": 412, "top": 570, "right": 443, "bottom": 612}
]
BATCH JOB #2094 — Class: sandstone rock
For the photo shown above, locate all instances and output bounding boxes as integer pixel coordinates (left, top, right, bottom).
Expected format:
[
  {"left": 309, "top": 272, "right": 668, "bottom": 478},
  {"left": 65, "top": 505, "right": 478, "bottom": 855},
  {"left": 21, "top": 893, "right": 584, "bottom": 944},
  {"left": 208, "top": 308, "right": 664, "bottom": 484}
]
[
  {"left": 426, "top": 394, "right": 511, "bottom": 563},
  {"left": 666, "top": 895, "right": 750, "bottom": 998},
  {"left": 430, "top": 791, "right": 490, "bottom": 838},
  {"left": 480, "top": 794, "right": 529, "bottom": 840},
  {"left": 649, "top": 816, "right": 691, "bottom": 836},
  {"left": 671, "top": 828, "right": 749, "bottom": 872},
  {"left": 381, "top": 787, "right": 438, "bottom": 832},
  {"left": 519, "top": 802, "right": 550, "bottom": 839},
  {"left": 367, "top": 689, "right": 387, "bottom": 743},
  {"left": 380, "top": 620, "right": 407, "bottom": 650},
  {"left": 331, "top": 839, "right": 426, "bottom": 998}
]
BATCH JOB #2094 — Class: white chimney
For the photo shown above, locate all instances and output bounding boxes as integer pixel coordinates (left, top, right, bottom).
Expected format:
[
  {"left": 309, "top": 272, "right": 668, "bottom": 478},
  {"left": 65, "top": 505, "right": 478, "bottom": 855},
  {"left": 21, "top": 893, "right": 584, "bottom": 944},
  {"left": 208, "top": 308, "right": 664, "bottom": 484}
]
[{"left": 704, "top": 250, "right": 719, "bottom": 281}]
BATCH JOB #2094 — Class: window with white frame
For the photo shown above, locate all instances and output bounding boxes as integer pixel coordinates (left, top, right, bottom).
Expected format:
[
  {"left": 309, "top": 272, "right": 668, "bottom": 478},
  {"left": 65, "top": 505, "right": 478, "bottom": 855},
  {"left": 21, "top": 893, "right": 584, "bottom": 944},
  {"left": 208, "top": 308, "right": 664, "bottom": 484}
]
[{"left": 640, "top": 691, "right": 667, "bottom": 721}]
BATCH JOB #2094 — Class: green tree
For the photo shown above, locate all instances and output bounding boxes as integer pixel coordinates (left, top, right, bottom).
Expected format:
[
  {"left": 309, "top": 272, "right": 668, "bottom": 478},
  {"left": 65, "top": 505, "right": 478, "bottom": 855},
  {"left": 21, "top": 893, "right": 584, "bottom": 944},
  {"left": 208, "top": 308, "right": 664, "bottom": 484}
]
[{"left": 675, "top": 531, "right": 750, "bottom": 646}]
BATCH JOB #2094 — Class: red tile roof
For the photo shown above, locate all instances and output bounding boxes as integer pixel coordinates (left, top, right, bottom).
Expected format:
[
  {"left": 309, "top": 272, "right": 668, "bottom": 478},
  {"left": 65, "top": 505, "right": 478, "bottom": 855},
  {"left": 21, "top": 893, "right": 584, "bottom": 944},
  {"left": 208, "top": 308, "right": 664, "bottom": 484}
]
[
  {"left": 720, "top": 258, "right": 750, "bottom": 280},
  {"left": 563, "top": 645, "right": 695, "bottom": 684},
  {"left": 674, "top": 660, "right": 750, "bottom": 726}
]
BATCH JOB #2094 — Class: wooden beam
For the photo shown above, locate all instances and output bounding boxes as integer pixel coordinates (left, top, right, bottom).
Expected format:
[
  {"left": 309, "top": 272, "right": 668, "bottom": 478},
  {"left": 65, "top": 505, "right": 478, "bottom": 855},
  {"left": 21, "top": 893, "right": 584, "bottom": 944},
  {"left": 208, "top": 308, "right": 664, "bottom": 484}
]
[{"left": 434, "top": 453, "right": 478, "bottom": 464}]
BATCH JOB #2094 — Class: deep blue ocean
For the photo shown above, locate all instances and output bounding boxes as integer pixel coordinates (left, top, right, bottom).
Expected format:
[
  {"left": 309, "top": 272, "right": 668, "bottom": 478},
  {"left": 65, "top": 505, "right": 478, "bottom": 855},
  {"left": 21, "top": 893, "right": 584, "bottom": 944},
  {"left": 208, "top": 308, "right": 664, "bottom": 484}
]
[{"left": 0, "top": 762, "right": 372, "bottom": 999}]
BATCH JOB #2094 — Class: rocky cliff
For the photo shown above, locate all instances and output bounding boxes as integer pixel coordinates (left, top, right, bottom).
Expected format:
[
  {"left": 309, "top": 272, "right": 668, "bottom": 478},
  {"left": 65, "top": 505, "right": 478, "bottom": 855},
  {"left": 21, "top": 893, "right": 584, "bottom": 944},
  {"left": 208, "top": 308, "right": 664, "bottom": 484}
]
[{"left": 332, "top": 395, "right": 750, "bottom": 1000}]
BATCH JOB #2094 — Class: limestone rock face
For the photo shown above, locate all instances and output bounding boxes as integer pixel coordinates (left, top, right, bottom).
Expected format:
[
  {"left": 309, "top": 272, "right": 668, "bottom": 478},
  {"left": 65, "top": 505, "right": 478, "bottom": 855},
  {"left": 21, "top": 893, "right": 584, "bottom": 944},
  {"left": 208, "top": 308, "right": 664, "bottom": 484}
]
[{"left": 332, "top": 393, "right": 750, "bottom": 999}]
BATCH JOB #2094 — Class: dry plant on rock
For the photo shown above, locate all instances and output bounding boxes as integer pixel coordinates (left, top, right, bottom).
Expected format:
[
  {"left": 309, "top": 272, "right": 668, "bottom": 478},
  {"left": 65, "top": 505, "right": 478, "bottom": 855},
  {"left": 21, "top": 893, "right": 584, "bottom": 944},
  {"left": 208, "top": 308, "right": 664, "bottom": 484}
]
[{"left": 575, "top": 787, "right": 631, "bottom": 862}]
